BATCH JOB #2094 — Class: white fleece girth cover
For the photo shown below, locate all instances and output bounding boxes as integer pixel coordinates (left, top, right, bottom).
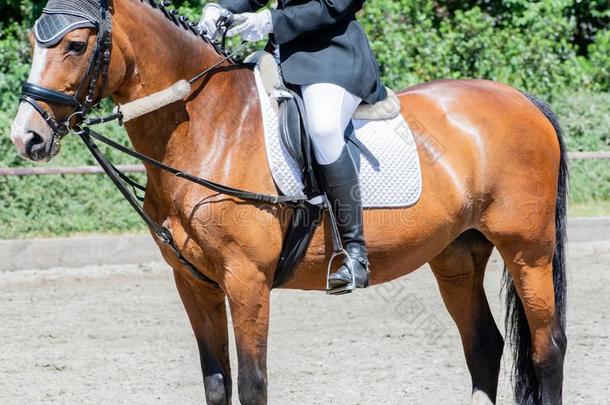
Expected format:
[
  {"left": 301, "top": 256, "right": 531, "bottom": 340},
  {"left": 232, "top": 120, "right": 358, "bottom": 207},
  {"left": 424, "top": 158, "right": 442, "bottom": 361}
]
[{"left": 253, "top": 68, "right": 422, "bottom": 208}]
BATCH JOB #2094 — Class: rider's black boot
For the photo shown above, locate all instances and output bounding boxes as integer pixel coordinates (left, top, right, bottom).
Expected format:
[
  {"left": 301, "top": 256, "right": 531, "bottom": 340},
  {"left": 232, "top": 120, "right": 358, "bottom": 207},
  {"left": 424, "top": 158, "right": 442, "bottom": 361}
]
[{"left": 319, "top": 145, "right": 370, "bottom": 289}]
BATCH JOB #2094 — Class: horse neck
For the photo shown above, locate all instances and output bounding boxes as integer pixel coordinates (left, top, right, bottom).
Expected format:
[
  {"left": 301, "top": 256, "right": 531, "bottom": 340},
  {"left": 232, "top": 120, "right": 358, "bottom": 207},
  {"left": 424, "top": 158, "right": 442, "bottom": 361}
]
[{"left": 110, "top": 0, "right": 257, "bottom": 171}]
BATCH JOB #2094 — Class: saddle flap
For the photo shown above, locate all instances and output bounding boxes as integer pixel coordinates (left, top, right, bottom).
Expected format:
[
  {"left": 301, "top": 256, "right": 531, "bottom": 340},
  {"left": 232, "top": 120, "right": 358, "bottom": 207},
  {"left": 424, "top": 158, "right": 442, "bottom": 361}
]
[
  {"left": 249, "top": 51, "right": 321, "bottom": 196},
  {"left": 278, "top": 92, "right": 305, "bottom": 172}
]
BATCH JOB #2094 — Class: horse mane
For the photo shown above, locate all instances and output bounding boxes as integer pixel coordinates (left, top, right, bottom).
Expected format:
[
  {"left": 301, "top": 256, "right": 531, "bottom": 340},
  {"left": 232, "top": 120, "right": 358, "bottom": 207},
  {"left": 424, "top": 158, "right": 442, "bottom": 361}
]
[{"left": 132, "top": 0, "right": 239, "bottom": 63}]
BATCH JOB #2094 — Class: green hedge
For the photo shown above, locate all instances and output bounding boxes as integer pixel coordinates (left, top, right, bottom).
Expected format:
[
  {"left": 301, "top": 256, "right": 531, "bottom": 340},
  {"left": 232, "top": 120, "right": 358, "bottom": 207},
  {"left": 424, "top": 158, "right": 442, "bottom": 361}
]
[
  {"left": 0, "top": 0, "right": 608, "bottom": 238},
  {"left": 553, "top": 92, "right": 610, "bottom": 204},
  {"left": 364, "top": 0, "right": 608, "bottom": 98}
]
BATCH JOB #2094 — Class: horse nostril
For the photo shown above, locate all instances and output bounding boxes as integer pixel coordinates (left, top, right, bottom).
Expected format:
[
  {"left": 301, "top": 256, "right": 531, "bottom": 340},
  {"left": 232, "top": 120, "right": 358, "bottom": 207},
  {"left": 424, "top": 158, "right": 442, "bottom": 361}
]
[{"left": 25, "top": 130, "right": 45, "bottom": 157}]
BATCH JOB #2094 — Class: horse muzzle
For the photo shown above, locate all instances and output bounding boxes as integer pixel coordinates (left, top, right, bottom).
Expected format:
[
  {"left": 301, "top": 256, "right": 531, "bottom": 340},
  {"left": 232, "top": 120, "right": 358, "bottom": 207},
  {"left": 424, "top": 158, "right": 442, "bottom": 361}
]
[{"left": 10, "top": 102, "right": 61, "bottom": 162}]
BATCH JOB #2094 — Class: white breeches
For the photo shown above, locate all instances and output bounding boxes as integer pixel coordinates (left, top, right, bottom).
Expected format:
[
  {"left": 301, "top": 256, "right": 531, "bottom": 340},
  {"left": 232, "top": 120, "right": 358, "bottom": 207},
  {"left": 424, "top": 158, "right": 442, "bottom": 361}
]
[{"left": 301, "top": 83, "right": 362, "bottom": 164}]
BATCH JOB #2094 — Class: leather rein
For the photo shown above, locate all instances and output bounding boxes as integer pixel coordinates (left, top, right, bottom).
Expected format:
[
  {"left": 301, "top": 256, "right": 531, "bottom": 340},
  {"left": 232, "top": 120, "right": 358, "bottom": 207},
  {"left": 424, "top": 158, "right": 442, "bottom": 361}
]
[{"left": 20, "top": 7, "right": 312, "bottom": 285}]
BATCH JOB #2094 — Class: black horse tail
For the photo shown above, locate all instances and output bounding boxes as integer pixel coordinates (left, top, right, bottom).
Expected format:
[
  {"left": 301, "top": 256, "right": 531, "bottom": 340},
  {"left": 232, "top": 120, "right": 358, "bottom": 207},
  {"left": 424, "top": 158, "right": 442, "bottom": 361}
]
[{"left": 502, "top": 92, "right": 569, "bottom": 404}]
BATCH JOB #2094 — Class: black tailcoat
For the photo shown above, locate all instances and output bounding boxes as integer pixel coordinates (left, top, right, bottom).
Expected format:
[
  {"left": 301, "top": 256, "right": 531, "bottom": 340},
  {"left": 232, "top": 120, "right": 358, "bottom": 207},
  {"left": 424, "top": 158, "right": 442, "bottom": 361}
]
[{"left": 218, "top": 0, "right": 387, "bottom": 104}]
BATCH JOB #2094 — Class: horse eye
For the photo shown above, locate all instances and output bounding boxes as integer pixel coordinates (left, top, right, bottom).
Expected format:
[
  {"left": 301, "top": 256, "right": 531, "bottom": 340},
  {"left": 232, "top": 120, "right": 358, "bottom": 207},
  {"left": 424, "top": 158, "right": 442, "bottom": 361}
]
[{"left": 67, "top": 41, "right": 87, "bottom": 54}]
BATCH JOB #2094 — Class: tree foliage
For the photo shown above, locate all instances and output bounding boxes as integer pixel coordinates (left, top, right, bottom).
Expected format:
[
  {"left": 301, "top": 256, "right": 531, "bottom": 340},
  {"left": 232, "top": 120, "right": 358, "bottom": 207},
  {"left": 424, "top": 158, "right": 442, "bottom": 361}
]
[{"left": 2, "top": 0, "right": 608, "bottom": 97}]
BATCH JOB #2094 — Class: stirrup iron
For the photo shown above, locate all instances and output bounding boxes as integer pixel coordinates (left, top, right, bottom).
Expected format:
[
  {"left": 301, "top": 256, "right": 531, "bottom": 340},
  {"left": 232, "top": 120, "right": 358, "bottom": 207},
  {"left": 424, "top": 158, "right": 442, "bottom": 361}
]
[{"left": 326, "top": 248, "right": 358, "bottom": 295}]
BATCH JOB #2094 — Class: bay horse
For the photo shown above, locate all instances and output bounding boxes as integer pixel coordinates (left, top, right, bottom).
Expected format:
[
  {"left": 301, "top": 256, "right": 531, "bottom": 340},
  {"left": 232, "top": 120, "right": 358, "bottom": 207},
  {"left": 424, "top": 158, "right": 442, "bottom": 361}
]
[{"left": 9, "top": 0, "right": 568, "bottom": 404}]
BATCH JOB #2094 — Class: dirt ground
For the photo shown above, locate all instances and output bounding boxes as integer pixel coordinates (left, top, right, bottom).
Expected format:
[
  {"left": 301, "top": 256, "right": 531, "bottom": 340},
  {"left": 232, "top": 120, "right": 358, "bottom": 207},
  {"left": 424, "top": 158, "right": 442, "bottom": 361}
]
[{"left": 1, "top": 226, "right": 609, "bottom": 404}]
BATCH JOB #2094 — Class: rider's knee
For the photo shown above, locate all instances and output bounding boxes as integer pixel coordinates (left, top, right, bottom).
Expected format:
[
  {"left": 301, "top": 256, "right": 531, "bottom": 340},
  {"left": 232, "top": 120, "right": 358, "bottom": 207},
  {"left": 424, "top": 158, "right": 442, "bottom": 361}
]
[{"left": 307, "top": 115, "right": 342, "bottom": 142}]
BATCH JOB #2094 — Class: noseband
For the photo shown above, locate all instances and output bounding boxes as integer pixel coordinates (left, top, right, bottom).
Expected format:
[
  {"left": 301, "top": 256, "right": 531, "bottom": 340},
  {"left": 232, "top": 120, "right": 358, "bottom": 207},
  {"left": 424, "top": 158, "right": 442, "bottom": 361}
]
[{"left": 20, "top": 0, "right": 112, "bottom": 140}]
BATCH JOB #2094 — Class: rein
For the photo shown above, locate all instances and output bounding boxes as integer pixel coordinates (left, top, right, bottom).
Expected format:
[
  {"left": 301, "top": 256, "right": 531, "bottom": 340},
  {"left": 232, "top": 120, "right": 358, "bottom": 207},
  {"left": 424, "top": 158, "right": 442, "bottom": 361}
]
[
  {"left": 20, "top": 3, "right": 315, "bottom": 285},
  {"left": 79, "top": 128, "right": 307, "bottom": 205}
]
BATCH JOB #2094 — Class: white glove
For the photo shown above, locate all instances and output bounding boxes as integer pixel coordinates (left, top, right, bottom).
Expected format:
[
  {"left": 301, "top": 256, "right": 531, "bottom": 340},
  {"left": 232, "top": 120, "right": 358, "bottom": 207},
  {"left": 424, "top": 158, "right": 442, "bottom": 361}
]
[
  {"left": 198, "top": 3, "right": 224, "bottom": 39},
  {"left": 227, "top": 10, "right": 273, "bottom": 42}
]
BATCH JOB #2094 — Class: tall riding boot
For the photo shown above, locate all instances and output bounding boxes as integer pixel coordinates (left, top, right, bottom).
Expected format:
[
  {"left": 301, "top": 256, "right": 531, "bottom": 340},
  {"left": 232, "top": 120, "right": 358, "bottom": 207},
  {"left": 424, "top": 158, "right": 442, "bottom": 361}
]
[{"left": 319, "top": 145, "right": 370, "bottom": 289}]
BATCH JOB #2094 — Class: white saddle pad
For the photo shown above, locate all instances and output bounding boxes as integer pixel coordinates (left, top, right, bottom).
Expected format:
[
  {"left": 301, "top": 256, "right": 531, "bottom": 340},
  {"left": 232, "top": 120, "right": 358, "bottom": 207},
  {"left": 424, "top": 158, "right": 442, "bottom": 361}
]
[{"left": 253, "top": 69, "right": 422, "bottom": 208}]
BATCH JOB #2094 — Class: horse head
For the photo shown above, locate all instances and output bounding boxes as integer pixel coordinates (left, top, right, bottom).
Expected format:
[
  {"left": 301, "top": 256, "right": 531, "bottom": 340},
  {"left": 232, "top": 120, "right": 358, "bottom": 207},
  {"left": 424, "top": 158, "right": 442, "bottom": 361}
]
[{"left": 10, "top": 0, "right": 126, "bottom": 162}]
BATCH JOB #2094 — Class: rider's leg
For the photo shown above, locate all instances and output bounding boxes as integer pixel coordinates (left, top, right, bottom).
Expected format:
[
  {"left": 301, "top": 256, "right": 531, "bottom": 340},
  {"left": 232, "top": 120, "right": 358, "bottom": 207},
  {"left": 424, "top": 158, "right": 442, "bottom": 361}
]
[
  {"left": 301, "top": 83, "right": 369, "bottom": 288},
  {"left": 302, "top": 83, "right": 361, "bottom": 164}
]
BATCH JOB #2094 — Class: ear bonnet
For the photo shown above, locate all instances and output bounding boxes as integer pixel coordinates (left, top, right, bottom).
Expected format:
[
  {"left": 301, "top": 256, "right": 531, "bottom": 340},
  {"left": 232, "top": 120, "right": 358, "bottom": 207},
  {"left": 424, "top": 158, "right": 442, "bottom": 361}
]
[{"left": 34, "top": 0, "right": 112, "bottom": 47}]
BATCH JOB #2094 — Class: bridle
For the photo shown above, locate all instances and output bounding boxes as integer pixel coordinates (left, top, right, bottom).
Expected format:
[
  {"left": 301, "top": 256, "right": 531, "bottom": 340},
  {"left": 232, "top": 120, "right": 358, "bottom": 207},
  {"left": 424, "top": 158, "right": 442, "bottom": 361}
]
[
  {"left": 18, "top": 0, "right": 239, "bottom": 140},
  {"left": 20, "top": 1, "right": 112, "bottom": 147}
]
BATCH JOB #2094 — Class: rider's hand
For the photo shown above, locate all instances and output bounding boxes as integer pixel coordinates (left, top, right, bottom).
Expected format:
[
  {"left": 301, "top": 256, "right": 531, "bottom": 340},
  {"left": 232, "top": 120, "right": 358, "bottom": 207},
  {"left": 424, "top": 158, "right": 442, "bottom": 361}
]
[
  {"left": 227, "top": 10, "right": 273, "bottom": 42},
  {"left": 198, "top": 3, "right": 224, "bottom": 39}
]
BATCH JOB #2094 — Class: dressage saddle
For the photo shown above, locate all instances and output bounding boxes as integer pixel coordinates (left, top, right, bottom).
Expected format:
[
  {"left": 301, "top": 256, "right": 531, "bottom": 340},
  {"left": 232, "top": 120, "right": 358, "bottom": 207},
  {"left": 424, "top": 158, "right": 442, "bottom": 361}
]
[
  {"left": 244, "top": 51, "right": 400, "bottom": 288},
  {"left": 246, "top": 51, "right": 399, "bottom": 179}
]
